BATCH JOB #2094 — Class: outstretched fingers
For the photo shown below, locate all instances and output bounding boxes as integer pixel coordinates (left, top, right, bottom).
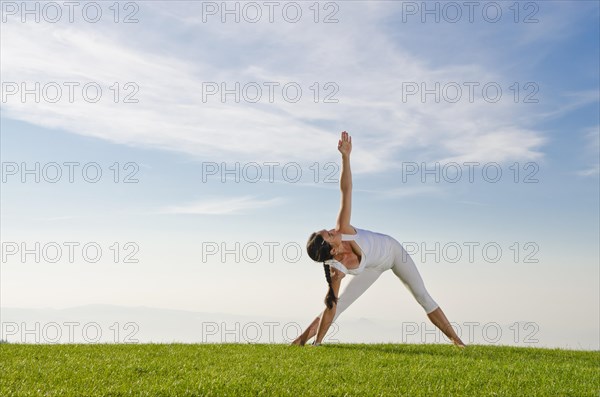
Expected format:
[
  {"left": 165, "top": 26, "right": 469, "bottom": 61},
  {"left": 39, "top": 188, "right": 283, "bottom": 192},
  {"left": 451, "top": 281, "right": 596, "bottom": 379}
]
[{"left": 338, "top": 131, "right": 352, "bottom": 155}]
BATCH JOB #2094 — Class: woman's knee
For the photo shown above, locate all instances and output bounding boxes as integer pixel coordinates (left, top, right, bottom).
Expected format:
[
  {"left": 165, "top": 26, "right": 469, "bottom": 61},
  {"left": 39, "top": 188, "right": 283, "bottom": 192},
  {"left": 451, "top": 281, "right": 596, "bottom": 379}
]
[{"left": 415, "top": 291, "right": 438, "bottom": 313}]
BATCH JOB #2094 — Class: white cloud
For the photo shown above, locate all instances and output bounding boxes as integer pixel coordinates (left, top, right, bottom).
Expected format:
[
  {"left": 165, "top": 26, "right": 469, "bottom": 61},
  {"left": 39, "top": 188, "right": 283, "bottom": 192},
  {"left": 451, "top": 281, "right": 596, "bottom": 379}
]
[
  {"left": 158, "top": 196, "right": 283, "bottom": 215},
  {"left": 577, "top": 165, "right": 600, "bottom": 177},
  {"left": 32, "top": 216, "right": 76, "bottom": 222},
  {"left": 1, "top": 2, "right": 593, "bottom": 175},
  {"left": 457, "top": 200, "right": 487, "bottom": 206},
  {"left": 356, "top": 185, "right": 442, "bottom": 199},
  {"left": 576, "top": 125, "right": 600, "bottom": 177}
]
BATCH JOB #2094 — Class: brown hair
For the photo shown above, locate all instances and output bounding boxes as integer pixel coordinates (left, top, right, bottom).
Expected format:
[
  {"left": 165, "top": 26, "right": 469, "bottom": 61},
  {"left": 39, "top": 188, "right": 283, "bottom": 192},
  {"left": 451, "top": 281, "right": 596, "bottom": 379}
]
[{"left": 306, "top": 232, "right": 338, "bottom": 309}]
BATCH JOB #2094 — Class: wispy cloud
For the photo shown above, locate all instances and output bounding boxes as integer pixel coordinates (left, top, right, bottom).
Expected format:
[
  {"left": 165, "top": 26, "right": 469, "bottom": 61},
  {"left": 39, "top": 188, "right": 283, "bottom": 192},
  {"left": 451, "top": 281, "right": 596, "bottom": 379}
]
[
  {"left": 576, "top": 125, "right": 600, "bottom": 177},
  {"left": 158, "top": 196, "right": 283, "bottom": 215},
  {"left": 1, "top": 2, "right": 594, "bottom": 174},
  {"left": 356, "top": 185, "right": 442, "bottom": 199},
  {"left": 457, "top": 200, "right": 488, "bottom": 207},
  {"left": 533, "top": 90, "right": 600, "bottom": 123},
  {"left": 32, "top": 216, "right": 76, "bottom": 222},
  {"left": 577, "top": 165, "right": 600, "bottom": 177}
]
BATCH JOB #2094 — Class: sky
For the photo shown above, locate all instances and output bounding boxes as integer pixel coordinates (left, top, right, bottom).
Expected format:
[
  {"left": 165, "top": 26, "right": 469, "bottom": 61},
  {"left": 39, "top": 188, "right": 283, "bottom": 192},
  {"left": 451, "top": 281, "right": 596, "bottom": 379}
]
[{"left": 0, "top": 0, "right": 598, "bottom": 349}]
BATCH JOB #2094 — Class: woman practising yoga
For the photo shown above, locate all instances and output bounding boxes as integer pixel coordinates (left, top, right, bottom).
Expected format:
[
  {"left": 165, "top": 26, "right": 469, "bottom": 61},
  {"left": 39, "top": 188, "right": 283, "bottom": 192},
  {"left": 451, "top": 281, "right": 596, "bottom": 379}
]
[{"left": 292, "top": 131, "right": 466, "bottom": 348}]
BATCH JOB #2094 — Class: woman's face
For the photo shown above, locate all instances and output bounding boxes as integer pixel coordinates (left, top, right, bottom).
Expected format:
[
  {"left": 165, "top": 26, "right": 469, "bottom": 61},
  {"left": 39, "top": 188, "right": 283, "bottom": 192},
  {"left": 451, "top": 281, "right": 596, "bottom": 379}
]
[{"left": 318, "top": 229, "right": 342, "bottom": 250}]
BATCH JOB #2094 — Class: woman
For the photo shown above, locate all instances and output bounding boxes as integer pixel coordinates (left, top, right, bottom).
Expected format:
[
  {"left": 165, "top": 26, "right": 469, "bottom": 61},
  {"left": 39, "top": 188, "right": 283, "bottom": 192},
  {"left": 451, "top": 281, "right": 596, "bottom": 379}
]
[{"left": 292, "top": 131, "right": 466, "bottom": 348}]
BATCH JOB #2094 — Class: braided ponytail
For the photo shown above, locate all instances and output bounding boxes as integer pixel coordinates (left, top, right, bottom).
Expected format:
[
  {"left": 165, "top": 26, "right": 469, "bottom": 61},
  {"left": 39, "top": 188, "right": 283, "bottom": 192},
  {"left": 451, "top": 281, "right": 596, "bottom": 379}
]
[
  {"left": 323, "top": 262, "right": 338, "bottom": 309},
  {"left": 307, "top": 231, "right": 338, "bottom": 310}
]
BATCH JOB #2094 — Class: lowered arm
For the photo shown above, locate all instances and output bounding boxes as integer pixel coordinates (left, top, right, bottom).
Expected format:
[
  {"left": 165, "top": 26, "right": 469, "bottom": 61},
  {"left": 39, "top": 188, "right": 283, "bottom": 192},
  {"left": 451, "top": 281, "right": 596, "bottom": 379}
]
[{"left": 313, "top": 268, "right": 344, "bottom": 344}]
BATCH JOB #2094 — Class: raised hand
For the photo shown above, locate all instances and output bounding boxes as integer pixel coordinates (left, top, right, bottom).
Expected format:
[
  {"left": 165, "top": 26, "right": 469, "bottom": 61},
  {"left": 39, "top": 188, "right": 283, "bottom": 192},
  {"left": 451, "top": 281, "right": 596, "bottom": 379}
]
[{"left": 337, "top": 131, "right": 352, "bottom": 157}]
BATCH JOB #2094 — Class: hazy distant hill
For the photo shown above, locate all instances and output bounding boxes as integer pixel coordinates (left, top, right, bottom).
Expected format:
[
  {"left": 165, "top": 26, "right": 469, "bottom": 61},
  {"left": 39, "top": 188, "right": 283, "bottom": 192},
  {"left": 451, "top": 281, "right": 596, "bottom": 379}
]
[{"left": 0, "top": 305, "right": 398, "bottom": 344}]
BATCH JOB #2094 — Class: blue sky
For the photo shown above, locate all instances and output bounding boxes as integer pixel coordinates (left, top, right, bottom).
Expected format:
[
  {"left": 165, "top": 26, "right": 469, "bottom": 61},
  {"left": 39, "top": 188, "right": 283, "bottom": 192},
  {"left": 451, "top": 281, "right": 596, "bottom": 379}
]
[{"left": 1, "top": 1, "right": 598, "bottom": 349}]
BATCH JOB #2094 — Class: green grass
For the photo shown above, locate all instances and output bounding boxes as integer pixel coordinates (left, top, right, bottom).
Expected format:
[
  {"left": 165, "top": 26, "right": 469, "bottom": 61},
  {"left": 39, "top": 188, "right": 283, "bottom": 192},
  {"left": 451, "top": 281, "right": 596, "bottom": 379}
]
[{"left": 1, "top": 343, "right": 598, "bottom": 396}]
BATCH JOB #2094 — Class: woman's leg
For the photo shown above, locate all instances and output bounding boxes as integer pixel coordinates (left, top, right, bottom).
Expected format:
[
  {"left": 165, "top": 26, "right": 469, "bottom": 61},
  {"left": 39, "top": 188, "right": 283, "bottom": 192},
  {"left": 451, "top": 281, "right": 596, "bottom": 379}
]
[
  {"left": 427, "top": 307, "right": 465, "bottom": 347},
  {"left": 391, "top": 243, "right": 466, "bottom": 347},
  {"left": 291, "top": 268, "right": 383, "bottom": 345},
  {"left": 290, "top": 316, "right": 321, "bottom": 346},
  {"left": 332, "top": 268, "right": 383, "bottom": 323}
]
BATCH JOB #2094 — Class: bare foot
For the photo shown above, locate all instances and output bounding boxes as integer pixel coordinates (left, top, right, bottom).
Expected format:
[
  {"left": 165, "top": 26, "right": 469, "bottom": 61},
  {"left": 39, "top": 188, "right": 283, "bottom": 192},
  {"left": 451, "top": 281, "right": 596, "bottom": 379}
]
[
  {"left": 452, "top": 338, "right": 467, "bottom": 349},
  {"left": 290, "top": 317, "right": 320, "bottom": 346}
]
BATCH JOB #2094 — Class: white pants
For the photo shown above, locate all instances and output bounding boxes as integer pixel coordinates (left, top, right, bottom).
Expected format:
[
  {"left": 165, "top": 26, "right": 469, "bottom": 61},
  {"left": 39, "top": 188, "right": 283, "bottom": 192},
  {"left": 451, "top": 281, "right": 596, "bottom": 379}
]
[{"left": 331, "top": 241, "right": 439, "bottom": 323}]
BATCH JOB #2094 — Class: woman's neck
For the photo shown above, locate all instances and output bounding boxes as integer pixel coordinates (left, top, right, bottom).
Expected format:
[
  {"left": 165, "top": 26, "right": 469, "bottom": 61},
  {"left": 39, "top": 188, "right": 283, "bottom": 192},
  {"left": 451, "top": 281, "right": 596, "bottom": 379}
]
[{"left": 332, "top": 241, "right": 352, "bottom": 258}]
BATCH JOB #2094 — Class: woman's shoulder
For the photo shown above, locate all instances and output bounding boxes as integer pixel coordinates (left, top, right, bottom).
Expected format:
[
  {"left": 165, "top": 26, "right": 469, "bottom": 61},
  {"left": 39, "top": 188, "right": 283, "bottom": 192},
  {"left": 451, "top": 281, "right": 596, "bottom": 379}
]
[
  {"left": 337, "top": 224, "right": 358, "bottom": 234},
  {"left": 327, "top": 259, "right": 349, "bottom": 275}
]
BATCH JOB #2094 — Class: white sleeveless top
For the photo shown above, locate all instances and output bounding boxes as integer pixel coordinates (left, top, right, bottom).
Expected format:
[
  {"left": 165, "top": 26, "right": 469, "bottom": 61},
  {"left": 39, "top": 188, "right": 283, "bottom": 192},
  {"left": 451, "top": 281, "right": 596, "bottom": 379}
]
[{"left": 325, "top": 228, "right": 396, "bottom": 275}]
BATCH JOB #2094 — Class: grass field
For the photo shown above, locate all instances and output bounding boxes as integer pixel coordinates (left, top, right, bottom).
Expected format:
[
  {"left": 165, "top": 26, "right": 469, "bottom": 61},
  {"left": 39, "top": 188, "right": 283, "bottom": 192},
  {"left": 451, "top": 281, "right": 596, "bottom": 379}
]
[{"left": 1, "top": 343, "right": 598, "bottom": 396}]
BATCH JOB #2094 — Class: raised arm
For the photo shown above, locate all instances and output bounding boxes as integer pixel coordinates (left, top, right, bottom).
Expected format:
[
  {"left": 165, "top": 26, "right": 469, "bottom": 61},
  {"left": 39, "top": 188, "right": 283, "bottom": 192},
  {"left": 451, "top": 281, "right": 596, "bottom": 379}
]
[{"left": 335, "top": 131, "right": 353, "bottom": 231}]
